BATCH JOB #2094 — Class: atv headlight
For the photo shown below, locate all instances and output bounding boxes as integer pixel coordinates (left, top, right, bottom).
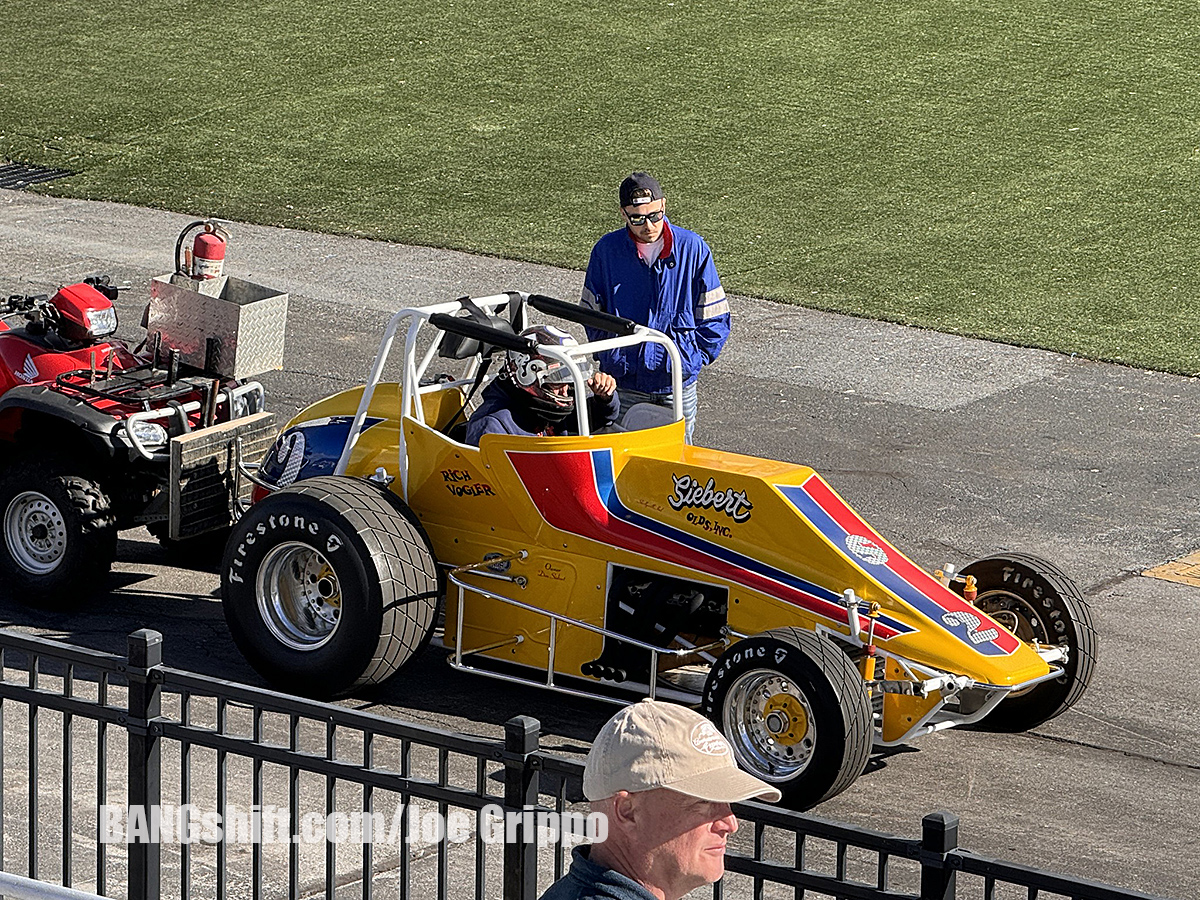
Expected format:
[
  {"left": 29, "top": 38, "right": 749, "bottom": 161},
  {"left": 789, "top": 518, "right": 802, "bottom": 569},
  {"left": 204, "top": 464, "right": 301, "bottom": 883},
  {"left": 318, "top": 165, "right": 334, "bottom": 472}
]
[
  {"left": 86, "top": 306, "right": 118, "bottom": 337},
  {"left": 128, "top": 420, "right": 168, "bottom": 448}
]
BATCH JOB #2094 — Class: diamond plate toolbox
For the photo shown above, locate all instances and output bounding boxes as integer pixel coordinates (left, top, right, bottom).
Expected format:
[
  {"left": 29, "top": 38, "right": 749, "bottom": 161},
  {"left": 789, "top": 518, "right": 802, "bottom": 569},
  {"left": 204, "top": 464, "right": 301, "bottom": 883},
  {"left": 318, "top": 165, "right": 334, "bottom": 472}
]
[{"left": 149, "top": 274, "right": 288, "bottom": 379}]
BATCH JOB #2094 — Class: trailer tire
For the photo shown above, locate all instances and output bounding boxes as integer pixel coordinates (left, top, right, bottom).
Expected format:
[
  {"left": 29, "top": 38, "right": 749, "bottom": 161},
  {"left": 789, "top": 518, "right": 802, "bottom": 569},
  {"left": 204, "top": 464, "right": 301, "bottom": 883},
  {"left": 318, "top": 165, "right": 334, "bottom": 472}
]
[
  {"left": 702, "top": 627, "right": 872, "bottom": 809},
  {"left": 222, "top": 476, "right": 440, "bottom": 698}
]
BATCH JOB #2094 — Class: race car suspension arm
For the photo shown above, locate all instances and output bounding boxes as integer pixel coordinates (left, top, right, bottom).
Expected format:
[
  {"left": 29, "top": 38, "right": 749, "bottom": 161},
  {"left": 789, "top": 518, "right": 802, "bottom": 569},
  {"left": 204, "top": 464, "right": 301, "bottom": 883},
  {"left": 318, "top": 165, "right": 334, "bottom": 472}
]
[{"left": 447, "top": 555, "right": 727, "bottom": 702}]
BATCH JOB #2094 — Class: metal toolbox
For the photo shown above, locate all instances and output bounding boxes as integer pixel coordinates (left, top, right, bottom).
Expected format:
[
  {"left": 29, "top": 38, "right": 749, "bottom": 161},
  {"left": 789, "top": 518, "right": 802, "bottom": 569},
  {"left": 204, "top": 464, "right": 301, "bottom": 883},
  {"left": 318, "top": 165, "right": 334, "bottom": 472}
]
[{"left": 148, "top": 274, "right": 289, "bottom": 379}]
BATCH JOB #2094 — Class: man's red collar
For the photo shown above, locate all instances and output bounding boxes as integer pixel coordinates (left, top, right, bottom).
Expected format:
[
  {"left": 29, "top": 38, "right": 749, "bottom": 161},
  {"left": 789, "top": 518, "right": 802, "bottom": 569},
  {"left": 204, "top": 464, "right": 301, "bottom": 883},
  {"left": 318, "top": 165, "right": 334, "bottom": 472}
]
[{"left": 626, "top": 219, "right": 674, "bottom": 260}]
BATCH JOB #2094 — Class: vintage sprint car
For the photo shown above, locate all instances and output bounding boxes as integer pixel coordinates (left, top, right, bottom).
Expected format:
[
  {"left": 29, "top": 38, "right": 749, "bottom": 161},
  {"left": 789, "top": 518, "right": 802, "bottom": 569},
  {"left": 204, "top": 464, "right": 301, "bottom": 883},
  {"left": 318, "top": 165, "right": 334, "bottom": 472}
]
[{"left": 221, "top": 292, "right": 1097, "bottom": 808}]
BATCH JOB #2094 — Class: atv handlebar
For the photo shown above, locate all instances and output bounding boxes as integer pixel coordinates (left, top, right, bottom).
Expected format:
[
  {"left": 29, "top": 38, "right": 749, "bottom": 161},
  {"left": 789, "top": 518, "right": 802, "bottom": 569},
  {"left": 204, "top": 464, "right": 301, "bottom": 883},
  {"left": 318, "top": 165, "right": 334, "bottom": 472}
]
[
  {"left": 528, "top": 294, "right": 638, "bottom": 337},
  {"left": 3, "top": 294, "right": 49, "bottom": 314}
]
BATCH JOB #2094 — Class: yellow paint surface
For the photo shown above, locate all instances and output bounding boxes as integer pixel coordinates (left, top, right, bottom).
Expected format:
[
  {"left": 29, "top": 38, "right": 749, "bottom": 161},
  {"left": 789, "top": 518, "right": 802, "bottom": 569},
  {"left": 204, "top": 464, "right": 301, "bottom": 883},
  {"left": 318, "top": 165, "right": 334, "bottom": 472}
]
[{"left": 1144, "top": 551, "right": 1200, "bottom": 588}]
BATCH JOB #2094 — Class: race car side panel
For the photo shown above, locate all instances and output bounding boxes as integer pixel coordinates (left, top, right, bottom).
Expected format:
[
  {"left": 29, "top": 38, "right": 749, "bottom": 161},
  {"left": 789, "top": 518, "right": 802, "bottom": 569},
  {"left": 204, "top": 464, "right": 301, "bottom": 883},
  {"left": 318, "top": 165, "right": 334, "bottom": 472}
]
[{"left": 272, "top": 397, "right": 1050, "bottom": 690}]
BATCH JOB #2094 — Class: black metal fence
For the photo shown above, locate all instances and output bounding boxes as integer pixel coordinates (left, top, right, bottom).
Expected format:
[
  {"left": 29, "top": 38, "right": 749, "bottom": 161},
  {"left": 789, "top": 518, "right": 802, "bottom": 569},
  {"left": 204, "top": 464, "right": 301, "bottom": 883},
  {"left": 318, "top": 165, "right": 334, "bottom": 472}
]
[{"left": 0, "top": 628, "right": 1168, "bottom": 900}]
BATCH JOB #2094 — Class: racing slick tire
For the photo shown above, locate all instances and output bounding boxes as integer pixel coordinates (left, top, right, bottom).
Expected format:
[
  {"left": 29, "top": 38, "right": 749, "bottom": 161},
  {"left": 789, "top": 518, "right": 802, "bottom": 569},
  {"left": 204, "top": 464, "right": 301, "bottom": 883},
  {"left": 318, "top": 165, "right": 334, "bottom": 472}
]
[
  {"left": 956, "top": 553, "right": 1097, "bottom": 732},
  {"left": 702, "top": 627, "right": 872, "bottom": 809},
  {"left": 221, "top": 475, "right": 440, "bottom": 699},
  {"left": 0, "top": 456, "right": 117, "bottom": 607}
]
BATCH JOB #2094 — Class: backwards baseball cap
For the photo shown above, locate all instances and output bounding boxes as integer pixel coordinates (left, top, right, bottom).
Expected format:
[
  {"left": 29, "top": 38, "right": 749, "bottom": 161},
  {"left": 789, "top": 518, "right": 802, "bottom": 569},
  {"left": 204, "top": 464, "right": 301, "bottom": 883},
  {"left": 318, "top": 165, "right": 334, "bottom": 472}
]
[
  {"left": 583, "top": 699, "right": 782, "bottom": 803},
  {"left": 619, "top": 172, "right": 665, "bottom": 207}
]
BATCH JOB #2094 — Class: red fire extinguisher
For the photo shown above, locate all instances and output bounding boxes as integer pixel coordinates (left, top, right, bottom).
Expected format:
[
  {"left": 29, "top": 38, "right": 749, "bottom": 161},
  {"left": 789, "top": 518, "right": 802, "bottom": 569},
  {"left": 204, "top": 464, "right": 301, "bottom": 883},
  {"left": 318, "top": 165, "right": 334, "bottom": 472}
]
[{"left": 175, "top": 220, "right": 230, "bottom": 282}]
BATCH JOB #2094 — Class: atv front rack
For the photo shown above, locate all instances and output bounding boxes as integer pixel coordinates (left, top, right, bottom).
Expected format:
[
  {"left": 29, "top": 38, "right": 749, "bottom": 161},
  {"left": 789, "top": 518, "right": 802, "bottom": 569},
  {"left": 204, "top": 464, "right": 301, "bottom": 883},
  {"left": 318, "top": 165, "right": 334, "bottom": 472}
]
[
  {"left": 446, "top": 553, "right": 729, "bottom": 706},
  {"left": 116, "top": 381, "right": 265, "bottom": 461}
]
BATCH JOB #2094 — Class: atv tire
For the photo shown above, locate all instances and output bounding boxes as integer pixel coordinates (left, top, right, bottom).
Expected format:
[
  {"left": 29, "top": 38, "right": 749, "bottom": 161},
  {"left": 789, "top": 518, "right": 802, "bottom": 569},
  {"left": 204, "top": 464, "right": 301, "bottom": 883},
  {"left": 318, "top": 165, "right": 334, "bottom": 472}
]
[
  {"left": 956, "top": 553, "right": 1097, "bottom": 731},
  {"left": 702, "top": 627, "right": 872, "bottom": 809},
  {"left": 0, "top": 457, "right": 117, "bottom": 607},
  {"left": 221, "top": 475, "right": 440, "bottom": 698}
]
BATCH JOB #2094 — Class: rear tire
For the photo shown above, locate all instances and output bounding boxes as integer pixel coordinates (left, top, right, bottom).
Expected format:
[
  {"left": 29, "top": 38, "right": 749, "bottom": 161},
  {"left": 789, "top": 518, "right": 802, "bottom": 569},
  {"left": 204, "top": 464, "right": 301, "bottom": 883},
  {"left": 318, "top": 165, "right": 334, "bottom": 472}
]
[
  {"left": 221, "top": 476, "right": 440, "bottom": 698},
  {"left": 956, "top": 553, "right": 1097, "bottom": 731},
  {"left": 0, "top": 456, "right": 116, "bottom": 607},
  {"left": 702, "top": 628, "right": 872, "bottom": 809}
]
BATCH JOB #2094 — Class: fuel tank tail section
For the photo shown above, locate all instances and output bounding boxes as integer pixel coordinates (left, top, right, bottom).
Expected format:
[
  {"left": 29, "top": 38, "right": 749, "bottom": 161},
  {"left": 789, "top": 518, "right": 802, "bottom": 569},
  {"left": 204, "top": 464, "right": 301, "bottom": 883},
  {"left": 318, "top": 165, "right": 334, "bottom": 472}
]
[{"left": 255, "top": 385, "right": 399, "bottom": 491}]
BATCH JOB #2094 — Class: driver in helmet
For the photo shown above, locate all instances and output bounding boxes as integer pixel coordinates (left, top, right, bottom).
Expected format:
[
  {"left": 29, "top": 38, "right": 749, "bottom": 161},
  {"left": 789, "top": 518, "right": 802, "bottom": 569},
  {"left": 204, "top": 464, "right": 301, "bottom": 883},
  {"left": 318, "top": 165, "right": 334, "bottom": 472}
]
[{"left": 466, "top": 324, "right": 620, "bottom": 444}]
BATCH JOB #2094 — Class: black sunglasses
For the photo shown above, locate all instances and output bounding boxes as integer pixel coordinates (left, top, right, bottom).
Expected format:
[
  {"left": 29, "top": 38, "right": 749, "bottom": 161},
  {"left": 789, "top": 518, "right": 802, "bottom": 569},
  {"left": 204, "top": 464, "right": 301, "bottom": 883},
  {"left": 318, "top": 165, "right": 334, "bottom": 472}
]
[{"left": 625, "top": 209, "right": 665, "bottom": 226}]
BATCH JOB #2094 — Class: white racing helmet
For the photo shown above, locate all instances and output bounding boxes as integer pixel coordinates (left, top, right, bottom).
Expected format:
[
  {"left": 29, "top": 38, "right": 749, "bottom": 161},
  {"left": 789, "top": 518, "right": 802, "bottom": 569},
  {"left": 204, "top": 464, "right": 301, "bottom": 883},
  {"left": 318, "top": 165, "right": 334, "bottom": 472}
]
[{"left": 504, "top": 324, "right": 593, "bottom": 419}]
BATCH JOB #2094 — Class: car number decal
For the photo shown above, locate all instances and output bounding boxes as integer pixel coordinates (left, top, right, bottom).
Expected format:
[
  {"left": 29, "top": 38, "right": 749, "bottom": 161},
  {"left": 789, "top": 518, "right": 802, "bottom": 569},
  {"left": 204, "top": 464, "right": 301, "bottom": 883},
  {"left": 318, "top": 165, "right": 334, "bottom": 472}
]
[{"left": 778, "top": 476, "right": 1020, "bottom": 656}]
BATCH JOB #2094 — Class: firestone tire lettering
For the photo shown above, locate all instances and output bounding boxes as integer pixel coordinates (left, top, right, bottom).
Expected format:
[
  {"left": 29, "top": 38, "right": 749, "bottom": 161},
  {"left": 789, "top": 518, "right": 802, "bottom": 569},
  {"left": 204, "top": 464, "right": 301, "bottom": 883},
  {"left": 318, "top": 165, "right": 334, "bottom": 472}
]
[{"left": 221, "top": 476, "right": 440, "bottom": 699}]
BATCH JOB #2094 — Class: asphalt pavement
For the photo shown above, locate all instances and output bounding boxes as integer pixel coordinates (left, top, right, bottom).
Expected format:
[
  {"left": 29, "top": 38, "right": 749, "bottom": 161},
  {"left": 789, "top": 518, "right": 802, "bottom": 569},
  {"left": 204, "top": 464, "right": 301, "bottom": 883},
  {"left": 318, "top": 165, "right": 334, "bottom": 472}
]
[{"left": 1, "top": 188, "right": 1198, "bottom": 898}]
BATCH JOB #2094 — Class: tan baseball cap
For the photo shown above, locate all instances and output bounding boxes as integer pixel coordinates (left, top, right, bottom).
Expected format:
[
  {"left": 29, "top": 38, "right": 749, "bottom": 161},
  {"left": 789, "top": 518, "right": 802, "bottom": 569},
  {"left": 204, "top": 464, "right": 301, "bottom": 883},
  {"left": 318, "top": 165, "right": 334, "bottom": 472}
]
[{"left": 583, "top": 699, "right": 782, "bottom": 803}]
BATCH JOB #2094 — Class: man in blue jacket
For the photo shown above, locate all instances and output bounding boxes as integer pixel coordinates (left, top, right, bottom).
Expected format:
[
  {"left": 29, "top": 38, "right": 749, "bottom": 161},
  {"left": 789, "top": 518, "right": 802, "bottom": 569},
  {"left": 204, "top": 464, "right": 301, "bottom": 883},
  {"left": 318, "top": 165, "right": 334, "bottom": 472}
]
[{"left": 581, "top": 172, "right": 730, "bottom": 444}]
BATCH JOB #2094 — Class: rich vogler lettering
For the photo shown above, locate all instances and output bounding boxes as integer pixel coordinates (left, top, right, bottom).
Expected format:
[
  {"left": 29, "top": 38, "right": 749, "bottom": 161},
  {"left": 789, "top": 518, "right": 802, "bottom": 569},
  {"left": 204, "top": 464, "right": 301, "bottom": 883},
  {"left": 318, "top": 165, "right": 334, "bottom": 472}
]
[{"left": 446, "top": 482, "right": 496, "bottom": 497}]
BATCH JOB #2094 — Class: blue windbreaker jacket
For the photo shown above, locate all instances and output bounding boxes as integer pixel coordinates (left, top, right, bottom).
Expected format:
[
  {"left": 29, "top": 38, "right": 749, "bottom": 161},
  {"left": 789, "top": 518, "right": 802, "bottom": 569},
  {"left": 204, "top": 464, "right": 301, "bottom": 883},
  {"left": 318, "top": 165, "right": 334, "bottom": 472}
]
[{"left": 581, "top": 220, "right": 730, "bottom": 394}]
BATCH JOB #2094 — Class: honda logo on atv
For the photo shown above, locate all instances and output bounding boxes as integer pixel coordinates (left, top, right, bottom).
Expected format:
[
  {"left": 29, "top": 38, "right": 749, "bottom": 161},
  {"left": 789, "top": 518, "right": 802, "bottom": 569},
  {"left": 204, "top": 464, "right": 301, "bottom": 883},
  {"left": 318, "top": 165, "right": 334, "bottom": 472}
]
[
  {"left": 14, "top": 354, "right": 37, "bottom": 384},
  {"left": 845, "top": 534, "right": 888, "bottom": 565}
]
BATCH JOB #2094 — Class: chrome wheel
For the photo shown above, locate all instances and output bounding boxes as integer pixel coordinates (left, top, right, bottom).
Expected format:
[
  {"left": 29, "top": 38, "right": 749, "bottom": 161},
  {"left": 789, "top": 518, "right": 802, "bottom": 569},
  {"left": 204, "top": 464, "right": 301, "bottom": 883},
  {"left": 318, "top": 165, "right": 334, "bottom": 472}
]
[
  {"left": 257, "top": 542, "right": 342, "bottom": 651},
  {"left": 975, "top": 589, "right": 1049, "bottom": 643},
  {"left": 974, "top": 588, "right": 1059, "bottom": 696},
  {"left": 958, "top": 554, "right": 1097, "bottom": 731},
  {"left": 4, "top": 490, "right": 67, "bottom": 575},
  {"left": 722, "top": 669, "right": 817, "bottom": 781}
]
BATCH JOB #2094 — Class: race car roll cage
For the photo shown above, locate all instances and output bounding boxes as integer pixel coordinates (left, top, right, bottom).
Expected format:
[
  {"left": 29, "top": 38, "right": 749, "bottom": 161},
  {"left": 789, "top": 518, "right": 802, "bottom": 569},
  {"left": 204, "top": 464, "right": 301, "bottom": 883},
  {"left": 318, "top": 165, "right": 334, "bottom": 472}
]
[
  {"left": 318, "top": 291, "right": 1069, "bottom": 746},
  {"left": 332, "top": 292, "right": 683, "bottom": 496}
]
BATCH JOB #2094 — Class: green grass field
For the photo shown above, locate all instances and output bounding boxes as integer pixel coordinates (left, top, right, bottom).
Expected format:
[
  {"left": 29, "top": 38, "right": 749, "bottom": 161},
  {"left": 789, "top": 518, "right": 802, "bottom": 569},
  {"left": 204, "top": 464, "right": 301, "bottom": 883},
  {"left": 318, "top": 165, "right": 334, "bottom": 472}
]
[{"left": 2, "top": 1, "right": 1196, "bottom": 373}]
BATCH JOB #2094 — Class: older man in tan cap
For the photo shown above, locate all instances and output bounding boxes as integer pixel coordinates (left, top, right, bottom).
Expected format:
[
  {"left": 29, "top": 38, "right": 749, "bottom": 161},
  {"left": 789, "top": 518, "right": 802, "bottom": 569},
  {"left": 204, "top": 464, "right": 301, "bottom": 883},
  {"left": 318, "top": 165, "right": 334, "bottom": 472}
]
[{"left": 540, "top": 699, "right": 780, "bottom": 900}]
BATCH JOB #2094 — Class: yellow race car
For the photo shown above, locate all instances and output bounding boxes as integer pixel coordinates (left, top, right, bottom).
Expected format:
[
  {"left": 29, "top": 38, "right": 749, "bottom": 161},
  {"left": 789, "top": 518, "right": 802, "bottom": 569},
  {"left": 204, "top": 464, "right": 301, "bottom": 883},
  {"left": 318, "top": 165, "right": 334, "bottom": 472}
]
[{"left": 222, "top": 292, "right": 1096, "bottom": 808}]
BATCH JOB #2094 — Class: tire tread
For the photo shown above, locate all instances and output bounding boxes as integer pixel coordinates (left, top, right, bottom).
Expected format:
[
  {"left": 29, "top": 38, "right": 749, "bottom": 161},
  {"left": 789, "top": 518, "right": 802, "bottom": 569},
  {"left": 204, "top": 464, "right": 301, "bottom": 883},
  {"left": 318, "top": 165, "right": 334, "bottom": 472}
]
[
  {"left": 223, "top": 475, "right": 439, "bottom": 695},
  {"left": 963, "top": 553, "right": 1097, "bottom": 729}
]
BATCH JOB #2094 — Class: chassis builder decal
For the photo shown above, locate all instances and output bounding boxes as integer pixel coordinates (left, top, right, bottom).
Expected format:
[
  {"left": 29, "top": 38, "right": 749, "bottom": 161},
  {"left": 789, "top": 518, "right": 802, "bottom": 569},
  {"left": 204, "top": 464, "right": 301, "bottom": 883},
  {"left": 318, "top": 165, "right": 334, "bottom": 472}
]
[
  {"left": 777, "top": 475, "right": 1020, "bottom": 656},
  {"left": 506, "top": 448, "right": 913, "bottom": 640}
]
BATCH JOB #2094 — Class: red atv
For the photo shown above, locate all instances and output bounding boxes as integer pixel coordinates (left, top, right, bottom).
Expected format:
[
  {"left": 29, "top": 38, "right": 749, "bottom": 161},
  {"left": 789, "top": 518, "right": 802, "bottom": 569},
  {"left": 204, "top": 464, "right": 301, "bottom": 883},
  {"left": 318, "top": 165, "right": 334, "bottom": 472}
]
[{"left": 0, "top": 222, "right": 285, "bottom": 606}]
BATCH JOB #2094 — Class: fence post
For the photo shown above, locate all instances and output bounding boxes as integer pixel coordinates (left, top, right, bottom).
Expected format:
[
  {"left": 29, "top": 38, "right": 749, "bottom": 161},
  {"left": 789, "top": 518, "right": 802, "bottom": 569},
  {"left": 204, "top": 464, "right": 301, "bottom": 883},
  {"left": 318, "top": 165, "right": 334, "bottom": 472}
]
[
  {"left": 919, "top": 811, "right": 959, "bottom": 900},
  {"left": 126, "top": 629, "right": 163, "bottom": 900},
  {"left": 503, "top": 716, "right": 541, "bottom": 900}
]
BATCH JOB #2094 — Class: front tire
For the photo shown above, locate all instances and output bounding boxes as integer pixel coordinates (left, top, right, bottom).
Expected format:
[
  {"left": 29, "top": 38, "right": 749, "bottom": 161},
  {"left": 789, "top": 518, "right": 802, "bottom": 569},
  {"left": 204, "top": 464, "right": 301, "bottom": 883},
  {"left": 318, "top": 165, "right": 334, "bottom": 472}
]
[
  {"left": 956, "top": 553, "right": 1097, "bottom": 731},
  {"left": 702, "top": 628, "right": 872, "bottom": 809},
  {"left": 221, "top": 476, "right": 440, "bottom": 698},
  {"left": 0, "top": 456, "right": 116, "bottom": 607}
]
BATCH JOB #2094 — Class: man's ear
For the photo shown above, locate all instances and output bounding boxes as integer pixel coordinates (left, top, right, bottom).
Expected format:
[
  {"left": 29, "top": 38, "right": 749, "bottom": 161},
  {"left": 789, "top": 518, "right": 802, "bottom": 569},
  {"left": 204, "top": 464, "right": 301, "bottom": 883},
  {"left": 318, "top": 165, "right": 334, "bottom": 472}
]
[{"left": 609, "top": 791, "right": 639, "bottom": 826}]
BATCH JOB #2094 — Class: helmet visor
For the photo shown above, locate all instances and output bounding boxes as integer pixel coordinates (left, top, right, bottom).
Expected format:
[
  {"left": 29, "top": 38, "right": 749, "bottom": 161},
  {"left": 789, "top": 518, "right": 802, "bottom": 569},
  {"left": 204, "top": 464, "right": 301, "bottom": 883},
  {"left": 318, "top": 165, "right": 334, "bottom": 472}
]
[{"left": 540, "top": 355, "right": 593, "bottom": 385}]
